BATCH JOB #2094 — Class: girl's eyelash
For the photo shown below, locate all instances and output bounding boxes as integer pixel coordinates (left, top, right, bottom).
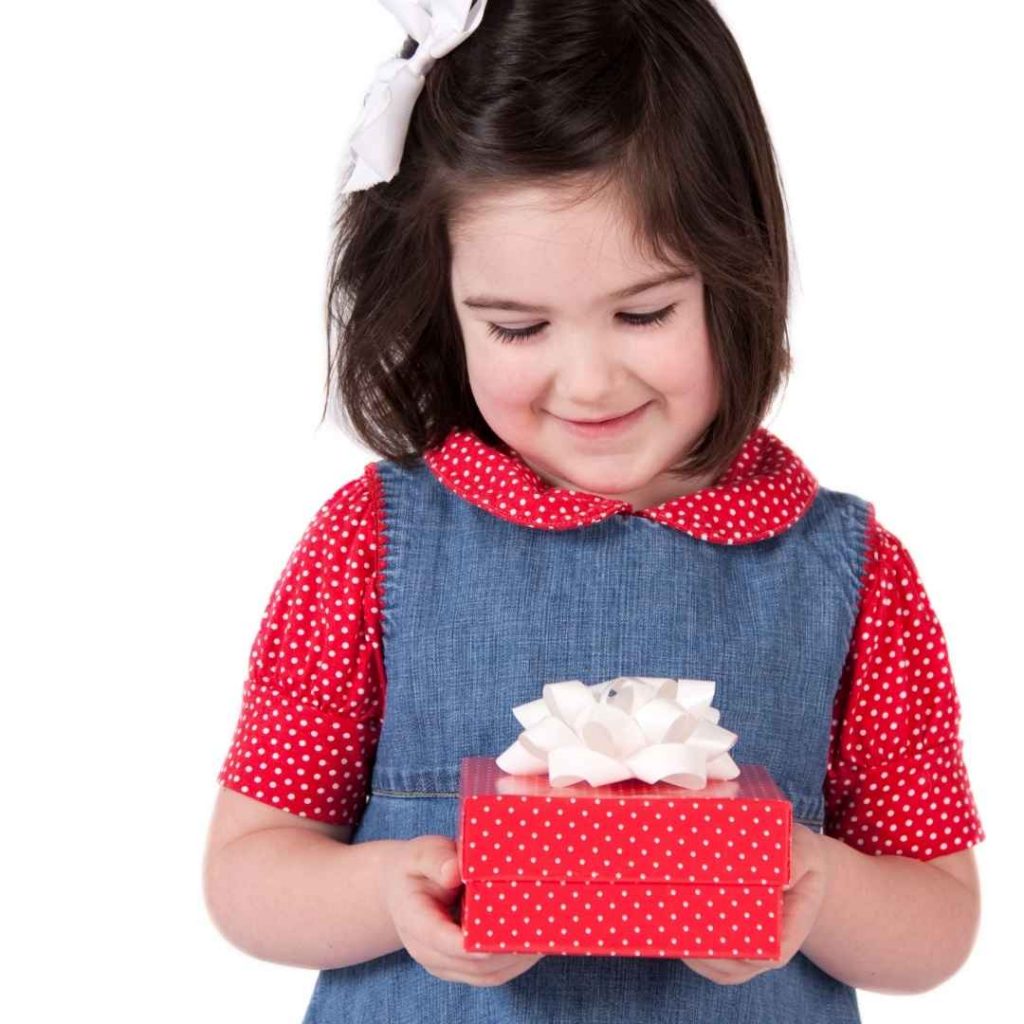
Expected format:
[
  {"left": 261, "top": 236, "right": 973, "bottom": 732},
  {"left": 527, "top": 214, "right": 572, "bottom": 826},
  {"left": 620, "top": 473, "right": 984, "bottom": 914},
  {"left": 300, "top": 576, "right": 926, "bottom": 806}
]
[{"left": 486, "top": 303, "right": 679, "bottom": 344}]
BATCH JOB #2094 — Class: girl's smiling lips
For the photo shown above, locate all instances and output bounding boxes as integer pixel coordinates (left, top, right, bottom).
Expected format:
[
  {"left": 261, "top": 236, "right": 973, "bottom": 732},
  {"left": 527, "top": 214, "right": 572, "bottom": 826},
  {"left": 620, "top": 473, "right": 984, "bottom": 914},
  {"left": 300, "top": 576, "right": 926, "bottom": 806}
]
[{"left": 554, "top": 401, "right": 652, "bottom": 438}]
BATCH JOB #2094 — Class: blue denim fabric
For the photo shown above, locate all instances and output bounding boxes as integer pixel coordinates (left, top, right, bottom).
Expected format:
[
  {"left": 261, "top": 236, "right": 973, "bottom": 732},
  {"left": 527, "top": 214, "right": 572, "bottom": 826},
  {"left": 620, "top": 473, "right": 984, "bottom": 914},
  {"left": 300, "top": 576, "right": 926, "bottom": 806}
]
[{"left": 301, "top": 456, "right": 869, "bottom": 1024}]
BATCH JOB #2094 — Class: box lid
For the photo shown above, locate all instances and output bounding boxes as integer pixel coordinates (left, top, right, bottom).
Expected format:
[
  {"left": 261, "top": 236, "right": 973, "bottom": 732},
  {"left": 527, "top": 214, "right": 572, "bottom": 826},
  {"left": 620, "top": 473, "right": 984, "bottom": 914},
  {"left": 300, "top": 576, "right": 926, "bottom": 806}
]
[{"left": 458, "top": 756, "right": 791, "bottom": 886}]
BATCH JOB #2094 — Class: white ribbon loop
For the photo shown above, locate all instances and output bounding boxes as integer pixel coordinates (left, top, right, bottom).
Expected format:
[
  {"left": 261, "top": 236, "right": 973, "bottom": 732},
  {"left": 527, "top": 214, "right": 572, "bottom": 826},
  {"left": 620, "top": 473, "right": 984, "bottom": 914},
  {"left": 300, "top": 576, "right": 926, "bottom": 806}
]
[
  {"left": 495, "top": 677, "right": 741, "bottom": 789},
  {"left": 340, "top": 0, "right": 490, "bottom": 193}
]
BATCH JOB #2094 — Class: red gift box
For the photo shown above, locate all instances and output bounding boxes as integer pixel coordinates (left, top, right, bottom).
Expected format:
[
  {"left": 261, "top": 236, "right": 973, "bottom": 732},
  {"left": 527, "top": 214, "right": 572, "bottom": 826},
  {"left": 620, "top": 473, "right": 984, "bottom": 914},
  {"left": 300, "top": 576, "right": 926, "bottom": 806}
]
[{"left": 457, "top": 755, "right": 792, "bottom": 959}]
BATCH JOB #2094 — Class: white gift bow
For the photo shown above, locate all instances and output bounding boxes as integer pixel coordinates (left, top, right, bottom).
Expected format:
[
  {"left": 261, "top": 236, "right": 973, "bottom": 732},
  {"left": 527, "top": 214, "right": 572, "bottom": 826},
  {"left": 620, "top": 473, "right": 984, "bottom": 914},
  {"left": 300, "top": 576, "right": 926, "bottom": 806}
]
[
  {"left": 340, "top": 0, "right": 489, "bottom": 193},
  {"left": 495, "top": 677, "right": 741, "bottom": 789}
]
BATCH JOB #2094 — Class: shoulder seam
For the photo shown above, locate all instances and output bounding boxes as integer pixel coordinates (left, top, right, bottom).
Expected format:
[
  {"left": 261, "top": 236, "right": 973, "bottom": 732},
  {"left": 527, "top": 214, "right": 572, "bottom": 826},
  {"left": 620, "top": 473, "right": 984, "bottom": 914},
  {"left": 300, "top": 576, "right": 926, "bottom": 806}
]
[
  {"left": 856, "top": 500, "right": 877, "bottom": 611},
  {"left": 365, "top": 461, "right": 389, "bottom": 722},
  {"left": 827, "top": 495, "right": 877, "bottom": 711}
]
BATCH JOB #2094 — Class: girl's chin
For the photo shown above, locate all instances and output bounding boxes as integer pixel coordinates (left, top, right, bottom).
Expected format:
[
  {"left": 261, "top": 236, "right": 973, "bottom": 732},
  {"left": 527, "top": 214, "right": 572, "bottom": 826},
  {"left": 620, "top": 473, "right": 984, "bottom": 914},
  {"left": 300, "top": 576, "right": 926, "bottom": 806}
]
[{"left": 543, "top": 465, "right": 648, "bottom": 497}]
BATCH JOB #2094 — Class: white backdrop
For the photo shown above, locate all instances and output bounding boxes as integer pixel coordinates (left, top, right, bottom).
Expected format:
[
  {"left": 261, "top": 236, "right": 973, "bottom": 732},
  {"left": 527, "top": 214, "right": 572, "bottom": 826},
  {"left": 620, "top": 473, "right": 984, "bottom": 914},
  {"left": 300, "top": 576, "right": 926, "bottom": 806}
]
[{"left": 2, "top": 2, "right": 1020, "bottom": 1021}]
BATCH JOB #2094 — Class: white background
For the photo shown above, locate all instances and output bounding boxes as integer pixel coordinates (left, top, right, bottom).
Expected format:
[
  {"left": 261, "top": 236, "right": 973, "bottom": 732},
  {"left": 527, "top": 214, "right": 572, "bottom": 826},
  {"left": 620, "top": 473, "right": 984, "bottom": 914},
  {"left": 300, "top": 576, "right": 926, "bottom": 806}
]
[{"left": 2, "top": 2, "right": 1020, "bottom": 1020}]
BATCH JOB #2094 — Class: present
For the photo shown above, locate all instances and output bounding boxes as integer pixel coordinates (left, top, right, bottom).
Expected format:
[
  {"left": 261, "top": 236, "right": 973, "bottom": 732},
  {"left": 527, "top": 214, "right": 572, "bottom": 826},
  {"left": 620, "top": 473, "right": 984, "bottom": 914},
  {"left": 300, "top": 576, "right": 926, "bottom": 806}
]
[{"left": 457, "top": 677, "right": 792, "bottom": 959}]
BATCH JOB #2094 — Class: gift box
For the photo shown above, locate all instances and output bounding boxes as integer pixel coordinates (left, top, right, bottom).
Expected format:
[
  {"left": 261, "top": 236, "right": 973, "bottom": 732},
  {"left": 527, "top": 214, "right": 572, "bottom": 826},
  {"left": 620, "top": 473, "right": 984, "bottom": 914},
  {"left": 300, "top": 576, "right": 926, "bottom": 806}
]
[{"left": 456, "top": 677, "right": 792, "bottom": 959}]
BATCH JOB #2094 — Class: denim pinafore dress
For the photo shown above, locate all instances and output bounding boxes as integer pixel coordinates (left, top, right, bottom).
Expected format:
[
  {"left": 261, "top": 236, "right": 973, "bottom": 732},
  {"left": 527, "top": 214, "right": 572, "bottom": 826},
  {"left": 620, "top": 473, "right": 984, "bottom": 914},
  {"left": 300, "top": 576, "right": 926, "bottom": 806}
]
[{"left": 302, "top": 453, "right": 870, "bottom": 1024}]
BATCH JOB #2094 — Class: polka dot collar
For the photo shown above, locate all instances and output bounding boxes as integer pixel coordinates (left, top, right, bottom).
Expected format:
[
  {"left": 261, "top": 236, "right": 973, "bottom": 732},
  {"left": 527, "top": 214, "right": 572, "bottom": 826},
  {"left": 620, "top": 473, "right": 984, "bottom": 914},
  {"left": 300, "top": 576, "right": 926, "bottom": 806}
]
[{"left": 423, "top": 425, "right": 819, "bottom": 545}]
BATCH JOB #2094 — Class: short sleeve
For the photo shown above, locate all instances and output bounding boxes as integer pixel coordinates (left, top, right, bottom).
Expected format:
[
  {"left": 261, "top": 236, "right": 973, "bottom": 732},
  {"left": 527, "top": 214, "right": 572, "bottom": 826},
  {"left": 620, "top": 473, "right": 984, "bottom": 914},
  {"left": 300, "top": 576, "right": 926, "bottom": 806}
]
[
  {"left": 823, "top": 507, "right": 986, "bottom": 860},
  {"left": 216, "top": 465, "right": 385, "bottom": 826}
]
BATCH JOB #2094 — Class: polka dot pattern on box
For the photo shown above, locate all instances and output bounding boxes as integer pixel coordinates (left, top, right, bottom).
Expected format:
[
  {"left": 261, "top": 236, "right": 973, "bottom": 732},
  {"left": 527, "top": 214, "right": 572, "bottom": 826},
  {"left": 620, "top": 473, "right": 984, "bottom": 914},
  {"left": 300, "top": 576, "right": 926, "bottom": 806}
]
[
  {"left": 458, "top": 757, "right": 790, "bottom": 958},
  {"left": 464, "top": 880, "right": 781, "bottom": 959}
]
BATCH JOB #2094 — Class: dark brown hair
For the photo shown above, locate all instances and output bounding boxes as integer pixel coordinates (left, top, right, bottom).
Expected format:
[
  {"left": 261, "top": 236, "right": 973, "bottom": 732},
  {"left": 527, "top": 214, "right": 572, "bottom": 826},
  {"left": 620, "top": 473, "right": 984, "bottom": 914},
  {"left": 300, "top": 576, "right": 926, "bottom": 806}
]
[{"left": 321, "top": 0, "right": 792, "bottom": 483}]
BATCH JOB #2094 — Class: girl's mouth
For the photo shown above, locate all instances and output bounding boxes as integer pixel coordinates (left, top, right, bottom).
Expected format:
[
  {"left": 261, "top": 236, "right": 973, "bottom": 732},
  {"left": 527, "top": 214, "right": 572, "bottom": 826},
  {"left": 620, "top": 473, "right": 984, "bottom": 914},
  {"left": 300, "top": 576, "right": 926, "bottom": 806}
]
[{"left": 556, "top": 402, "right": 651, "bottom": 438}]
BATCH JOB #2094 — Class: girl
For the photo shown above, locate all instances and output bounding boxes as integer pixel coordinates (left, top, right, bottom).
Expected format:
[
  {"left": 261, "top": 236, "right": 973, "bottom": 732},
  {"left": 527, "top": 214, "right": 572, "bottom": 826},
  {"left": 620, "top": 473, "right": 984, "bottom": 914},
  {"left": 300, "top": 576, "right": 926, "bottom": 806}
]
[{"left": 203, "top": 2, "right": 985, "bottom": 1021}]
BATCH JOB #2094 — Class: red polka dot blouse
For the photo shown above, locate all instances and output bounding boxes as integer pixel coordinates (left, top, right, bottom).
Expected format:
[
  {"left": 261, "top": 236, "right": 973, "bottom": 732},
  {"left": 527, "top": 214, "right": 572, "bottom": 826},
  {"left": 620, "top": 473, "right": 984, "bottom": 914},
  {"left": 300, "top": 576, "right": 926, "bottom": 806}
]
[{"left": 217, "top": 426, "right": 985, "bottom": 861}]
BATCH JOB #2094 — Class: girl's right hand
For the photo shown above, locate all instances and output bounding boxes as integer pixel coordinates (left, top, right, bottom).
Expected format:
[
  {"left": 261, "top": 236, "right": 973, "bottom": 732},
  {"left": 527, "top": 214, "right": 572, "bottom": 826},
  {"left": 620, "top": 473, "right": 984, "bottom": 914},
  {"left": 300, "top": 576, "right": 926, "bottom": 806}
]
[{"left": 383, "top": 834, "right": 545, "bottom": 986}]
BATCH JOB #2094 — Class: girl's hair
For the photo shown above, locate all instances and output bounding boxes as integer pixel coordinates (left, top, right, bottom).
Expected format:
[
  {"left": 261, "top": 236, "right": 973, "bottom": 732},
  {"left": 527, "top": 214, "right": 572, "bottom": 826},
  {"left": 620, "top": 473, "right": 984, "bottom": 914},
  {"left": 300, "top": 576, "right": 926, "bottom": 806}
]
[{"left": 322, "top": 0, "right": 792, "bottom": 482}]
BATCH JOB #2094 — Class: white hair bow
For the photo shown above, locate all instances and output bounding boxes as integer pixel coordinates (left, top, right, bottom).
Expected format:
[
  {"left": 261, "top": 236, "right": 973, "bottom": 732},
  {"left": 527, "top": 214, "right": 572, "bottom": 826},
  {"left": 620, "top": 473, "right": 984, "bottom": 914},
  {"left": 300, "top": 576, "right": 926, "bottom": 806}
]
[{"left": 340, "top": 0, "right": 490, "bottom": 194}]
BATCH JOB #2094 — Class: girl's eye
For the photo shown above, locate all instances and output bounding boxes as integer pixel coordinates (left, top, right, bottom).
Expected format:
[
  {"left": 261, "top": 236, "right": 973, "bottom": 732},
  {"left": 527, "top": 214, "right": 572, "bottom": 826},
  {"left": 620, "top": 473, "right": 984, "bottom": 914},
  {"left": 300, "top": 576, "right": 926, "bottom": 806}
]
[{"left": 486, "top": 303, "right": 679, "bottom": 345}]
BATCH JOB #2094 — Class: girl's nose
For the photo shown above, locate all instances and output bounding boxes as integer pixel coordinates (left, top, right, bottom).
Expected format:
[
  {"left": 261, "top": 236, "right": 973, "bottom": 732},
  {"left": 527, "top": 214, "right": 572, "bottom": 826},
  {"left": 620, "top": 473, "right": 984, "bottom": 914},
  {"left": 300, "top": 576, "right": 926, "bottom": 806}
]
[{"left": 554, "top": 335, "right": 622, "bottom": 405}]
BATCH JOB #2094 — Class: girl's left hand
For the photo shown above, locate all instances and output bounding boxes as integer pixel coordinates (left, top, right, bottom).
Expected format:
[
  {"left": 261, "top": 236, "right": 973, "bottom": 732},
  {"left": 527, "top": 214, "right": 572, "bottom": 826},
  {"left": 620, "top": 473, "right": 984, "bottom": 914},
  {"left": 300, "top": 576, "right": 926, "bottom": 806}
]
[{"left": 680, "top": 822, "right": 830, "bottom": 986}]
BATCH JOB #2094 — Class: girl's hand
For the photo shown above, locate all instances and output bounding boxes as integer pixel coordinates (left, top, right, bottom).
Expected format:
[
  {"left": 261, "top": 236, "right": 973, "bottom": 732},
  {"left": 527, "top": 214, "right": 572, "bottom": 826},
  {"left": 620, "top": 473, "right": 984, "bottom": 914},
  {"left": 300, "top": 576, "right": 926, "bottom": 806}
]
[
  {"left": 382, "top": 834, "right": 545, "bottom": 986},
  {"left": 680, "top": 822, "right": 830, "bottom": 985}
]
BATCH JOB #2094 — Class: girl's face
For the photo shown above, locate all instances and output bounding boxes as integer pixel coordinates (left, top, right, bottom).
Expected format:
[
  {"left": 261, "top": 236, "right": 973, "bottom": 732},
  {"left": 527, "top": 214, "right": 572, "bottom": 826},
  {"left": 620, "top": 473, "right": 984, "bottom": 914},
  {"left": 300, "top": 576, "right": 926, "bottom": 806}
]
[{"left": 450, "top": 182, "right": 721, "bottom": 511}]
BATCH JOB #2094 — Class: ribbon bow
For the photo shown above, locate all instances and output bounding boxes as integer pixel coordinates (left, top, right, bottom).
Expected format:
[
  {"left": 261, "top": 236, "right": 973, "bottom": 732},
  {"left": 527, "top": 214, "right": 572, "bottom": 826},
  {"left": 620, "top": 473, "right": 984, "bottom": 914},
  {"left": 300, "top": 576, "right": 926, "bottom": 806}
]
[
  {"left": 340, "top": 0, "right": 489, "bottom": 193},
  {"left": 495, "top": 676, "right": 741, "bottom": 789}
]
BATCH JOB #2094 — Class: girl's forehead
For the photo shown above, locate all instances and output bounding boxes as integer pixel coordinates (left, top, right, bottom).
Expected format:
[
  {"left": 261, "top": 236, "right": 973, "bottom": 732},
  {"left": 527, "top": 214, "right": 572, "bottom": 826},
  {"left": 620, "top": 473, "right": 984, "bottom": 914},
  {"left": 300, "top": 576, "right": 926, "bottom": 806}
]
[
  {"left": 449, "top": 184, "right": 683, "bottom": 291},
  {"left": 448, "top": 178, "right": 688, "bottom": 284},
  {"left": 452, "top": 197, "right": 692, "bottom": 309}
]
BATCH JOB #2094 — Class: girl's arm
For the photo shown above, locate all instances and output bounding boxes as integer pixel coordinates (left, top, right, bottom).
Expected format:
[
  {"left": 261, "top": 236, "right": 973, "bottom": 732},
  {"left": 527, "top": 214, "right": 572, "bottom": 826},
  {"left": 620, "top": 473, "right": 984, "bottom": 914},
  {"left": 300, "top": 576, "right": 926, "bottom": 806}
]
[
  {"left": 801, "top": 840, "right": 980, "bottom": 994},
  {"left": 208, "top": 470, "right": 396, "bottom": 968},
  {"left": 203, "top": 786, "right": 406, "bottom": 969},
  {"left": 812, "top": 514, "right": 985, "bottom": 992},
  {"left": 204, "top": 787, "right": 529, "bottom": 984}
]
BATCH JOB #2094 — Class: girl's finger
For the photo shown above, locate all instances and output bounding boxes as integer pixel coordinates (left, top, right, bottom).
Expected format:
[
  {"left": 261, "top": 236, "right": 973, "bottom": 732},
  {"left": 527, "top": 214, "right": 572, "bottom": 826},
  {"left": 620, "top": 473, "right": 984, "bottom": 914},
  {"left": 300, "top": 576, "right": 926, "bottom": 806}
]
[
  {"left": 400, "top": 884, "right": 536, "bottom": 973},
  {"left": 398, "top": 876, "right": 546, "bottom": 972},
  {"left": 407, "top": 840, "right": 460, "bottom": 886},
  {"left": 775, "top": 878, "right": 823, "bottom": 965},
  {"left": 419, "top": 940, "right": 543, "bottom": 982},
  {"left": 401, "top": 886, "right": 473, "bottom": 960}
]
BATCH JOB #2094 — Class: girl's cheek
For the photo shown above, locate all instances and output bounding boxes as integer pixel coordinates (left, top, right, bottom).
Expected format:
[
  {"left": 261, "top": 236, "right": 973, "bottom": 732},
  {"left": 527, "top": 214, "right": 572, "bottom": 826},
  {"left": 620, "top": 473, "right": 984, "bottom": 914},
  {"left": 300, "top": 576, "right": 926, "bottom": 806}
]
[
  {"left": 481, "top": 383, "right": 543, "bottom": 419},
  {"left": 469, "top": 349, "right": 547, "bottom": 405},
  {"left": 648, "top": 335, "right": 716, "bottom": 395},
  {"left": 464, "top": 370, "right": 530, "bottom": 427}
]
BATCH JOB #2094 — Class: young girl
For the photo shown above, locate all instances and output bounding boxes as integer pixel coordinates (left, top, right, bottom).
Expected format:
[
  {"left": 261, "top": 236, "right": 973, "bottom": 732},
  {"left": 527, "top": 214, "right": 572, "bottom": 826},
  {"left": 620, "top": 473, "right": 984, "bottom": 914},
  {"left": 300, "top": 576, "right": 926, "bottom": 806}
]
[{"left": 203, "top": 2, "right": 985, "bottom": 1021}]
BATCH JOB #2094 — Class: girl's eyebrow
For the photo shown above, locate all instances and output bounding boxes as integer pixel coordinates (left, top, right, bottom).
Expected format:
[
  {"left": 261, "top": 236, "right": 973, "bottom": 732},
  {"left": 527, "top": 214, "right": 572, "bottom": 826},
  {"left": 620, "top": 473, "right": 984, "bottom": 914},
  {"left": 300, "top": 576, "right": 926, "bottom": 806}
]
[{"left": 461, "top": 270, "right": 693, "bottom": 313}]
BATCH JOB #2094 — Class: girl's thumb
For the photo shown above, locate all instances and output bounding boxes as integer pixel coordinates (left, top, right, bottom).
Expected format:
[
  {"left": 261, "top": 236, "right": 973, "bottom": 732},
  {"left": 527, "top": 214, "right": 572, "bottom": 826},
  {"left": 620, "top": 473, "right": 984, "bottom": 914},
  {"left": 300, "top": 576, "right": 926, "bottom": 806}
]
[{"left": 438, "top": 856, "right": 460, "bottom": 887}]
